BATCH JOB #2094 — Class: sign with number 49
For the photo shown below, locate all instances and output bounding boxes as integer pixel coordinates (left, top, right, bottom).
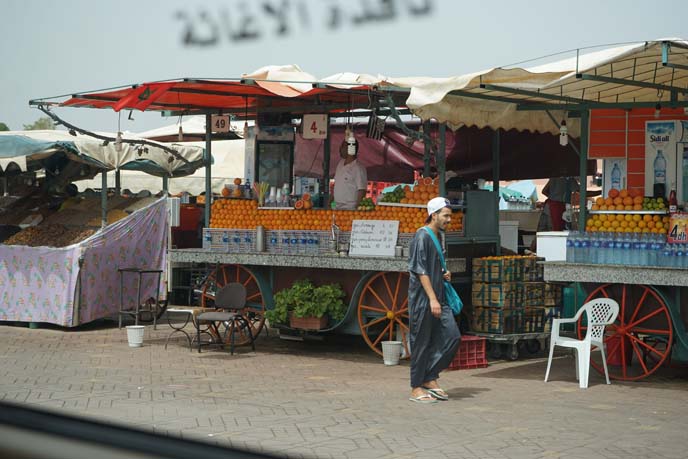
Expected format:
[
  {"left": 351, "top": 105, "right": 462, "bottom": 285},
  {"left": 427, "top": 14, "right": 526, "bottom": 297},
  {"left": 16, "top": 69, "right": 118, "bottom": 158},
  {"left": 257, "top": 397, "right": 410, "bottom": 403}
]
[
  {"left": 211, "top": 115, "right": 231, "bottom": 133},
  {"left": 301, "top": 114, "right": 328, "bottom": 139}
]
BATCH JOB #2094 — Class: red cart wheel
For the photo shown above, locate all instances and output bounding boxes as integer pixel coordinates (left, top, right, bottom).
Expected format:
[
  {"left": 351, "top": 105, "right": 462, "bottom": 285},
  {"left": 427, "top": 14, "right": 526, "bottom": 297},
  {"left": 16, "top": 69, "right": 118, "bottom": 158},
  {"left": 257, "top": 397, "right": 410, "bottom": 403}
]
[
  {"left": 578, "top": 284, "right": 673, "bottom": 381},
  {"left": 357, "top": 272, "right": 410, "bottom": 358},
  {"left": 201, "top": 264, "right": 266, "bottom": 345}
]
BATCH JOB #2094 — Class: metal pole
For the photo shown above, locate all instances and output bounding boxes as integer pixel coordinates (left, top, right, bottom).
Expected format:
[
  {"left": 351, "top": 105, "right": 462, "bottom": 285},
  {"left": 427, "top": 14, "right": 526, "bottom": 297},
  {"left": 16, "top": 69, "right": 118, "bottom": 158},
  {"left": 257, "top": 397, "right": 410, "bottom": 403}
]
[
  {"left": 115, "top": 169, "right": 121, "bottom": 195},
  {"left": 322, "top": 116, "right": 331, "bottom": 208},
  {"left": 101, "top": 170, "right": 107, "bottom": 229},
  {"left": 579, "top": 110, "right": 590, "bottom": 230},
  {"left": 492, "top": 129, "right": 501, "bottom": 255},
  {"left": 204, "top": 113, "right": 212, "bottom": 228},
  {"left": 438, "top": 123, "right": 447, "bottom": 196},
  {"left": 423, "top": 120, "right": 431, "bottom": 177},
  {"left": 162, "top": 175, "right": 169, "bottom": 194}
]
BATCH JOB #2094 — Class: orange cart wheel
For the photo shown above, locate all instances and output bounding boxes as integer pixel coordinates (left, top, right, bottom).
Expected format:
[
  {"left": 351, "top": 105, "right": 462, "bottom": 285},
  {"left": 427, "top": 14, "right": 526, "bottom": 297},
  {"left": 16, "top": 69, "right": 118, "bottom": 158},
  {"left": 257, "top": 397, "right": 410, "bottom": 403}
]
[
  {"left": 577, "top": 284, "right": 673, "bottom": 381},
  {"left": 357, "top": 271, "right": 410, "bottom": 358},
  {"left": 200, "top": 264, "right": 267, "bottom": 346}
]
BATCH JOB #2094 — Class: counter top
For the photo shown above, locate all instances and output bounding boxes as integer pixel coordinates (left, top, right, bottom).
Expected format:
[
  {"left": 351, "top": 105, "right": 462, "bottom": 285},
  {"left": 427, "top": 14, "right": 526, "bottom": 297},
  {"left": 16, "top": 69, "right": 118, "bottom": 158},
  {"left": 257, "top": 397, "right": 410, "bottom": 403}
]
[
  {"left": 169, "top": 249, "right": 466, "bottom": 274},
  {"left": 543, "top": 261, "right": 688, "bottom": 287}
]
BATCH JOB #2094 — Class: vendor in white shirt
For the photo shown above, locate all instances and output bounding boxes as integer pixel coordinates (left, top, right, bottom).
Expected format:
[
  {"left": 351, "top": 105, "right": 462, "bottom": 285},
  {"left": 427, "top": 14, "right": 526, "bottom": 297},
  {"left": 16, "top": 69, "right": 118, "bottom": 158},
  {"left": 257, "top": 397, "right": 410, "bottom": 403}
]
[{"left": 332, "top": 136, "right": 367, "bottom": 210}]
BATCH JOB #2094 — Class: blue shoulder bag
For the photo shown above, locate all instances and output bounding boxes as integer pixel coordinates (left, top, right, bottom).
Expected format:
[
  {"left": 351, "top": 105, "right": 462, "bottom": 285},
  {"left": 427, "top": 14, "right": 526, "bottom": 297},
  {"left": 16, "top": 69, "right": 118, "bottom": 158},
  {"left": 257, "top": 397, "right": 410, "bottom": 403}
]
[{"left": 422, "top": 227, "right": 463, "bottom": 316}]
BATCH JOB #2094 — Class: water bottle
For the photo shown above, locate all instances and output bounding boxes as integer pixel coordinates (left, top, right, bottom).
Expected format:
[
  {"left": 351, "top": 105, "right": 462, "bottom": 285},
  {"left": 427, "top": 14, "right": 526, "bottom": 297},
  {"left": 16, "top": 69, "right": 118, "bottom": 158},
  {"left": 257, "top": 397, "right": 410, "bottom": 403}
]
[
  {"left": 566, "top": 232, "right": 576, "bottom": 262},
  {"left": 661, "top": 243, "right": 673, "bottom": 267},
  {"left": 651, "top": 234, "right": 663, "bottom": 267},
  {"left": 222, "top": 230, "right": 230, "bottom": 252},
  {"left": 653, "top": 150, "right": 667, "bottom": 198},
  {"left": 598, "top": 232, "right": 609, "bottom": 265},
  {"left": 572, "top": 232, "right": 582, "bottom": 263},
  {"left": 611, "top": 163, "right": 621, "bottom": 191},
  {"left": 580, "top": 232, "right": 591, "bottom": 264},
  {"left": 636, "top": 234, "right": 648, "bottom": 266},
  {"left": 613, "top": 233, "right": 624, "bottom": 265},
  {"left": 674, "top": 244, "right": 685, "bottom": 268},
  {"left": 203, "top": 228, "right": 212, "bottom": 250},
  {"left": 590, "top": 232, "right": 601, "bottom": 264}
]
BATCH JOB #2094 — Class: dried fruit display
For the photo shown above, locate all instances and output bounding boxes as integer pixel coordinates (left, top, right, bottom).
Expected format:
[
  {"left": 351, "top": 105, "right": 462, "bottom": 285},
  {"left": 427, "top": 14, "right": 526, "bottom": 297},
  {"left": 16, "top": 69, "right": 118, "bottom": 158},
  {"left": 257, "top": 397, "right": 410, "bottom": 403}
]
[{"left": 4, "top": 224, "right": 96, "bottom": 247}]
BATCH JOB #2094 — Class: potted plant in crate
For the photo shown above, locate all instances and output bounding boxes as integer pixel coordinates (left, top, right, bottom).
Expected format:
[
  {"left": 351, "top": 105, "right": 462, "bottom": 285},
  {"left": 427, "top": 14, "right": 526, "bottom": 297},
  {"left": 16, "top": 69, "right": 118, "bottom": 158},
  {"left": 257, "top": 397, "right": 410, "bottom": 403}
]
[{"left": 265, "top": 279, "right": 346, "bottom": 330}]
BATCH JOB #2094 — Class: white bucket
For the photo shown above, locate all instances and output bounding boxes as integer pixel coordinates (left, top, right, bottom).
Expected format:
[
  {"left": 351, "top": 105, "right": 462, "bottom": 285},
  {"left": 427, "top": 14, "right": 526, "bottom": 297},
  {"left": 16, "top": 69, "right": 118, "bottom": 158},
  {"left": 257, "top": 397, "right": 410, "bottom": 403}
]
[
  {"left": 381, "top": 340, "right": 403, "bottom": 365},
  {"left": 126, "top": 325, "right": 145, "bottom": 347}
]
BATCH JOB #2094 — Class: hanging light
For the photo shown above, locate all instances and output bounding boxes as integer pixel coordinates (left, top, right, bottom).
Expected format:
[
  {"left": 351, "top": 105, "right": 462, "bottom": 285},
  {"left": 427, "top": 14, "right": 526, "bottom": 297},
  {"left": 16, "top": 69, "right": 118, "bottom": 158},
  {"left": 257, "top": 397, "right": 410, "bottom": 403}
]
[
  {"left": 115, "top": 131, "right": 123, "bottom": 152},
  {"left": 654, "top": 103, "right": 662, "bottom": 119},
  {"left": 559, "top": 120, "right": 568, "bottom": 146}
]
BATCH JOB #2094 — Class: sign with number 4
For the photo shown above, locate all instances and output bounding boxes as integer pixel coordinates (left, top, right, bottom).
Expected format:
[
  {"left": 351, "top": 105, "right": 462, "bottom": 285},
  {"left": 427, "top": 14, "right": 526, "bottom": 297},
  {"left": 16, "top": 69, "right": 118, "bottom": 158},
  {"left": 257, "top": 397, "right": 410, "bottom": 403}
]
[
  {"left": 302, "top": 114, "right": 328, "bottom": 139},
  {"left": 211, "top": 115, "right": 231, "bottom": 133}
]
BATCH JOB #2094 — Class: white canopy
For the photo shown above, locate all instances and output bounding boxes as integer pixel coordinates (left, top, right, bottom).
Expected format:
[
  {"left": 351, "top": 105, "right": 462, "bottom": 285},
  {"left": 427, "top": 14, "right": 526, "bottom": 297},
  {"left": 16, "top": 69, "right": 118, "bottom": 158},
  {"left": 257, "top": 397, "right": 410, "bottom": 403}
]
[{"left": 0, "top": 130, "right": 205, "bottom": 176}]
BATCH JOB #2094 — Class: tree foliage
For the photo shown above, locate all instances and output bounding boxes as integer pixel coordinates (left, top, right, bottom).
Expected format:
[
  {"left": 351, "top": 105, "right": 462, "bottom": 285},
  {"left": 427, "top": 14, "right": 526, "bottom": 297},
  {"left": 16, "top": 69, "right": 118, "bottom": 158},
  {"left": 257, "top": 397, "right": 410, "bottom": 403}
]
[
  {"left": 23, "top": 117, "right": 55, "bottom": 130},
  {"left": 0, "top": 122, "right": 9, "bottom": 131}
]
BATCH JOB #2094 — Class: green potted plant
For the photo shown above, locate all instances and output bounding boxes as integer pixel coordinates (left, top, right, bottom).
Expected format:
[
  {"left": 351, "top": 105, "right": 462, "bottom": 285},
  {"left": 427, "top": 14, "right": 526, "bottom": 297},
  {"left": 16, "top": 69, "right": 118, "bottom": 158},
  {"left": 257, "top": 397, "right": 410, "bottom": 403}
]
[{"left": 265, "top": 279, "right": 346, "bottom": 330}]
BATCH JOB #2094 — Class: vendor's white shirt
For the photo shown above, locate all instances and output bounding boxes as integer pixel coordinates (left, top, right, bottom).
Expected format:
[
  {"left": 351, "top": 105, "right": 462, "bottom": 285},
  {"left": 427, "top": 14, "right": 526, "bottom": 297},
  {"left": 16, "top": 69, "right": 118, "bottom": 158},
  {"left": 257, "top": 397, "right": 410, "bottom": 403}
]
[{"left": 333, "top": 158, "right": 367, "bottom": 210}]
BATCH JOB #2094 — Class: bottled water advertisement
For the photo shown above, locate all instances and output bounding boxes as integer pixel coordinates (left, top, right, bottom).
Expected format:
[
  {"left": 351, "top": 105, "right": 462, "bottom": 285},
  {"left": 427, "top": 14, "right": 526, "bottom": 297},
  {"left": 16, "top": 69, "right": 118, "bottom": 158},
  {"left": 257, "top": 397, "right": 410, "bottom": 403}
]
[
  {"left": 603, "top": 159, "right": 626, "bottom": 198},
  {"left": 645, "top": 121, "right": 680, "bottom": 200}
]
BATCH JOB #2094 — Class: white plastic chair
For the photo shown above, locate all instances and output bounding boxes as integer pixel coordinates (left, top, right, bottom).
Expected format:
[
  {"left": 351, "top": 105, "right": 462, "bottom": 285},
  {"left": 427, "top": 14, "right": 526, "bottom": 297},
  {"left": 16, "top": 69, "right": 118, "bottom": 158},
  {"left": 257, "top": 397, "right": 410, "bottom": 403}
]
[{"left": 544, "top": 298, "right": 619, "bottom": 389}]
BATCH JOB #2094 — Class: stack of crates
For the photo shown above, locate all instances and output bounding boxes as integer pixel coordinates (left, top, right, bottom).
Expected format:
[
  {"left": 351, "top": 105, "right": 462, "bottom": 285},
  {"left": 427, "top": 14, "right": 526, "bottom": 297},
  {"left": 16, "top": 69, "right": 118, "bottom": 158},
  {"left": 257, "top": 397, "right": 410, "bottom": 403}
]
[
  {"left": 471, "top": 256, "right": 526, "bottom": 334},
  {"left": 471, "top": 255, "right": 562, "bottom": 334}
]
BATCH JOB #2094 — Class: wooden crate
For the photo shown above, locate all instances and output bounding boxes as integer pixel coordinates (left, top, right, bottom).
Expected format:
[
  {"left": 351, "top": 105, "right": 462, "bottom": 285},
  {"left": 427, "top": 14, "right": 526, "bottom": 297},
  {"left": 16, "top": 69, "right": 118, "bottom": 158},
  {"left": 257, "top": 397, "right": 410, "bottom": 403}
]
[
  {"left": 523, "top": 306, "right": 563, "bottom": 333},
  {"left": 544, "top": 283, "right": 563, "bottom": 306},
  {"left": 523, "top": 282, "right": 545, "bottom": 307},
  {"left": 472, "top": 257, "right": 524, "bottom": 283},
  {"left": 471, "top": 282, "right": 524, "bottom": 308},
  {"left": 471, "top": 307, "right": 525, "bottom": 334},
  {"left": 523, "top": 256, "right": 545, "bottom": 282}
]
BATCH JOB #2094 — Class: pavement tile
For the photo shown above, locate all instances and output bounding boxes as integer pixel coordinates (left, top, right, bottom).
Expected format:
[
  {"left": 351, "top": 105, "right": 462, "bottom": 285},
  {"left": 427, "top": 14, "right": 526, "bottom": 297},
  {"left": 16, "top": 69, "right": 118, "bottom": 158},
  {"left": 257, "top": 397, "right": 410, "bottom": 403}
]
[{"left": 1, "top": 322, "right": 688, "bottom": 459}]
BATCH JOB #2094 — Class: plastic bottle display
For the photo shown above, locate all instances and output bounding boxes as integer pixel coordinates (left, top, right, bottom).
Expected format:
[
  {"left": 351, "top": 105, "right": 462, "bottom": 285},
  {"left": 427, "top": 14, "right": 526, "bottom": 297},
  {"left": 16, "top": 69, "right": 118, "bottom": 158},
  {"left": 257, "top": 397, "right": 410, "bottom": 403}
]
[{"left": 653, "top": 150, "right": 667, "bottom": 198}]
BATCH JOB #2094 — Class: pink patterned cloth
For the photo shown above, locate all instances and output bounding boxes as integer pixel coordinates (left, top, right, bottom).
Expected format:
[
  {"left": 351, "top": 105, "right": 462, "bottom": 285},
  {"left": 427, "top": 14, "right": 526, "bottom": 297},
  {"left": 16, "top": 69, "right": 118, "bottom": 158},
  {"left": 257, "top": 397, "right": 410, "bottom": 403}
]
[{"left": 0, "top": 198, "right": 168, "bottom": 327}]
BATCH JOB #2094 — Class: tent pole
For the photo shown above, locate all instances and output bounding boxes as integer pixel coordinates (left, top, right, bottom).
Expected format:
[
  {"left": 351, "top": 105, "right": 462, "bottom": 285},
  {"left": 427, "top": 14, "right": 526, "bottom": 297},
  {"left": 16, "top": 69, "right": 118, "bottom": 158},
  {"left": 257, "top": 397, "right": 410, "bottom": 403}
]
[
  {"left": 162, "top": 175, "right": 169, "bottom": 194},
  {"left": 322, "top": 116, "right": 331, "bottom": 208},
  {"left": 492, "top": 129, "right": 501, "bottom": 255},
  {"left": 423, "top": 120, "right": 431, "bottom": 177},
  {"left": 115, "top": 169, "right": 121, "bottom": 195},
  {"left": 204, "top": 113, "right": 212, "bottom": 228},
  {"left": 438, "top": 123, "right": 446, "bottom": 196},
  {"left": 101, "top": 170, "right": 107, "bottom": 229},
  {"left": 578, "top": 109, "right": 589, "bottom": 230}
]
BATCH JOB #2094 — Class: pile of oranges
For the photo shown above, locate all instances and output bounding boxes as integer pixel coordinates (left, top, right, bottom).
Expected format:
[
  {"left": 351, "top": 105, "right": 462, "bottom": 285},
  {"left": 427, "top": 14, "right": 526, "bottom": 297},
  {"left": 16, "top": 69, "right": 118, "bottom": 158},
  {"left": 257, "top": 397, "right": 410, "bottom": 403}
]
[
  {"left": 591, "top": 188, "right": 643, "bottom": 211},
  {"left": 586, "top": 187, "right": 669, "bottom": 234},
  {"left": 210, "top": 198, "right": 464, "bottom": 233},
  {"left": 398, "top": 177, "right": 441, "bottom": 204},
  {"left": 586, "top": 213, "right": 670, "bottom": 234}
]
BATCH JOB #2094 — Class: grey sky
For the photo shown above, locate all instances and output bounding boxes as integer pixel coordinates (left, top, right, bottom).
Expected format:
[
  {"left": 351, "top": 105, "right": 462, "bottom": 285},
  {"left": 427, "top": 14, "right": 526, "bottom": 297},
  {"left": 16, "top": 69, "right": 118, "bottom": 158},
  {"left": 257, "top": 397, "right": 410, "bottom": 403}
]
[{"left": 2, "top": 0, "right": 686, "bottom": 134}]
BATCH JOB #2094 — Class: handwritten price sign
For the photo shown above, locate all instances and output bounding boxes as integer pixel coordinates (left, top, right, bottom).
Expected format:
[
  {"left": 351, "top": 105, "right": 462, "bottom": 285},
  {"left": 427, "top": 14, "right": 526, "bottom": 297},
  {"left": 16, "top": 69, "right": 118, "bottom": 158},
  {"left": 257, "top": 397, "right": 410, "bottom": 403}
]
[{"left": 301, "top": 114, "right": 328, "bottom": 139}]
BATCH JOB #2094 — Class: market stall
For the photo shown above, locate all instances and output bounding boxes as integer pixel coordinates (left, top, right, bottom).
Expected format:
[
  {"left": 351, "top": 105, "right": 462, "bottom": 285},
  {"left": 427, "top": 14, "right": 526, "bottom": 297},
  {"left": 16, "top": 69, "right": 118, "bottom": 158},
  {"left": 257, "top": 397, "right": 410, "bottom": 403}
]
[
  {"left": 399, "top": 38, "right": 688, "bottom": 379},
  {"left": 0, "top": 131, "right": 205, "bottom": 326}
]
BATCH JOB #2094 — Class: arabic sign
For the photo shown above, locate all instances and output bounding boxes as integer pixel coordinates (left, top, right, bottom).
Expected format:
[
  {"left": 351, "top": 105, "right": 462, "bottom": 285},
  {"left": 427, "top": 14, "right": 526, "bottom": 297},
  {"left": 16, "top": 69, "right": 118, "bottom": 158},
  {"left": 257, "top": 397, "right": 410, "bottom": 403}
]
[{"left": 176, "top": 0, "right": 434, "bottom": 47}]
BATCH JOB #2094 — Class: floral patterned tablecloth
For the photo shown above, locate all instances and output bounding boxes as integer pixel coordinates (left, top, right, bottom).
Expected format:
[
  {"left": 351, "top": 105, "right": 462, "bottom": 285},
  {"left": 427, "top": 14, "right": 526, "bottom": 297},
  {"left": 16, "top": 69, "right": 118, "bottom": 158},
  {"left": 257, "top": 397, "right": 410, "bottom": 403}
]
[{"left": 0, "top": 198, "right": 168, "bottom": 326}]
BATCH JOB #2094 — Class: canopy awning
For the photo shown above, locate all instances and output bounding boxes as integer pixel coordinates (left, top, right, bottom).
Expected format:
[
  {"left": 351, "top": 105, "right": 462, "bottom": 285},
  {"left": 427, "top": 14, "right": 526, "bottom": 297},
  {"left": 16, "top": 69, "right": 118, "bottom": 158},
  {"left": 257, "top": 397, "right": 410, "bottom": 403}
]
[
  {"left": 0, "top": 130, "right": 205, "bottom": 177},
  {"left": 32, "top": 65, "right": 398, "bottom": 118},
  {"left": 406, "top": 39, "right": 688, "bottom": 135}
]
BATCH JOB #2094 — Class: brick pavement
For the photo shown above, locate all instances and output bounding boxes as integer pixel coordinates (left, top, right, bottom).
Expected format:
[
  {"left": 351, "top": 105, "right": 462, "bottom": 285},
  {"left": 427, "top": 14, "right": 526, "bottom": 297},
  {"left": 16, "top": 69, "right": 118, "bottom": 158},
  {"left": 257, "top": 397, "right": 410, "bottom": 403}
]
[{"left": 1, "top": 321, "right": 687, "bottom": 459}]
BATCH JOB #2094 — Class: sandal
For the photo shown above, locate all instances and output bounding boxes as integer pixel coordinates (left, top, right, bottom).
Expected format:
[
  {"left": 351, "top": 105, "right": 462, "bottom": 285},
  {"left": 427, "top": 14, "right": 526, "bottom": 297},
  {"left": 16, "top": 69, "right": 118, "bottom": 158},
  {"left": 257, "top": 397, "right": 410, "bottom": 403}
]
[
  {"left": 422, "top": 387, "right": 449, "bottom": 401},
  {"left": 408, "top": 393, "right": 438, "bottom": 404}
]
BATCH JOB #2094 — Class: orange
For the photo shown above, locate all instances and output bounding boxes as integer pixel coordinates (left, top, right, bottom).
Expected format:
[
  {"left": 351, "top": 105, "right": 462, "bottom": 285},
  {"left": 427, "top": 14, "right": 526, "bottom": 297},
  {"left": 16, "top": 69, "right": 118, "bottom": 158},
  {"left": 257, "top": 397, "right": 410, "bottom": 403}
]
[
  {"left": 619, "top": 189, "right": 629, "bottom": 199},
  {"left": 608, "top": 188, "right": 620, "bottom": 199}
]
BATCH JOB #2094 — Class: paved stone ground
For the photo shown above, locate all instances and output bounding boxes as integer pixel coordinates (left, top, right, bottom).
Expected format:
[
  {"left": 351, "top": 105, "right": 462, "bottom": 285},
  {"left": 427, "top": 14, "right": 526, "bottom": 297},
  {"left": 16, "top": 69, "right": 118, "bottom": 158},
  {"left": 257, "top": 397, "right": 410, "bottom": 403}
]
[{"left": 1, "top": 320, "right": 687, "bottom": 459}]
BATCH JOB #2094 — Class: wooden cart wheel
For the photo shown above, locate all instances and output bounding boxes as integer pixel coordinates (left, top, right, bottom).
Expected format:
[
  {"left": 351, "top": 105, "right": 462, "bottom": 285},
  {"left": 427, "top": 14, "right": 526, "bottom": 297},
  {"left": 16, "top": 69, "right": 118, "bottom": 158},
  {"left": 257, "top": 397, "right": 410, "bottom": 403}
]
[
  {"left": 200, "top": 264, "right": 267, "bottom": 346},
  {"left": 357, "top": 272, "right": 410, "bottom": 358},
  {"left": 578, "top": 284, "right": 673, "bottom": 381}
]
